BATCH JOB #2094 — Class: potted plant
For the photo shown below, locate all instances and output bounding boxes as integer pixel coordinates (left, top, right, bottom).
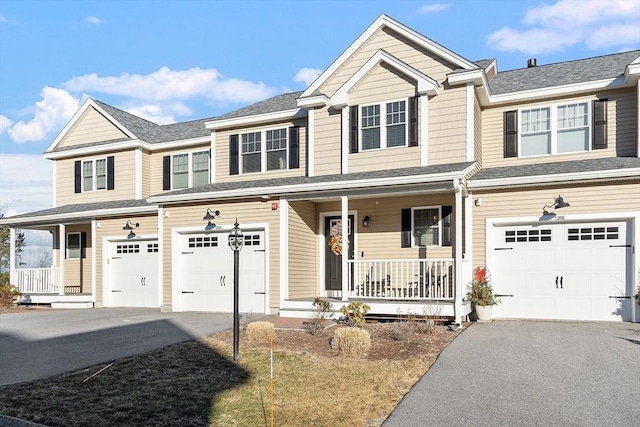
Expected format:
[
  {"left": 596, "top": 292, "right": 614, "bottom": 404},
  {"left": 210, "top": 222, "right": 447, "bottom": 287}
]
[{"left": 465, "top": 267, "right": 499, "bottom": 321}]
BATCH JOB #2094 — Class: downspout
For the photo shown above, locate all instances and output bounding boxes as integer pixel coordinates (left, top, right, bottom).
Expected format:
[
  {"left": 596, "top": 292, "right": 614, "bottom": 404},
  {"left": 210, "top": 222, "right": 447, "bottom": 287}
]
[{"left": 453, "top": 179, "right": 464, "bottom": 325}]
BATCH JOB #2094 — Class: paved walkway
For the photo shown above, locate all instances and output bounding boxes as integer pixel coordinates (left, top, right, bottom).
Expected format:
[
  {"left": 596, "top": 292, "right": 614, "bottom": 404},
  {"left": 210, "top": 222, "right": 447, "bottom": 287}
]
[{"left": 383, "top": 320, "right": 640, "bottom": 427}]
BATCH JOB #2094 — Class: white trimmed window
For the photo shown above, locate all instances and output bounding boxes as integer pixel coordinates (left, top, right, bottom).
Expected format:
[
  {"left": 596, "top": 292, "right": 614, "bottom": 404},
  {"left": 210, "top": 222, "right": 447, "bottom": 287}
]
[
  {"left": 412, "top": 207, "right": 441, "bottom": 247},
  {"left": 520, "top": 101, "right": 590, "bottom": 157},
  {"left": 67, "top": 232, "right": 81, "bottom": 259},
  {"left": 170, "top": 150, "right": 210, "bottom": 189},
  {"left": 241, "top": 128, "right": 288, "bottom": 174},
  {"left": 82, "top": 158, "right": 107, "bottom": 192},
  {"left": 360, "top": 99, "right": 407, "bottom": 150}
]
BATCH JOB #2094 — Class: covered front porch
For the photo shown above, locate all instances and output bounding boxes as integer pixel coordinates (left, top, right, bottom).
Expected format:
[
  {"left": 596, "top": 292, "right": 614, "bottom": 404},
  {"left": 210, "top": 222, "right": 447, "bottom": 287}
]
[{"left": 10, "top": 266, "right": 93, "bottom": 307}]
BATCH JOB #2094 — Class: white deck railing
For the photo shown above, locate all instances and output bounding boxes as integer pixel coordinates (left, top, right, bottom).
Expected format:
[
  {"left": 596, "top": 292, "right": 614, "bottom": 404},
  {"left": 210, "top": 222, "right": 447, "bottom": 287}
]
[
  {"left": 11, "top": 267, "right": 61, "bottom": 294},
  {"left": 347, "top": 258, "right": 454, "bottom": 301}
]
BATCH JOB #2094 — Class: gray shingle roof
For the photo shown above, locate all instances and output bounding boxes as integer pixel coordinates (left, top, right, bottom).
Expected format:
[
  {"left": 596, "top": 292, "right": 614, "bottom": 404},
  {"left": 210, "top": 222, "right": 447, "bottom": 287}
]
[
  {"left": 489, "top": 50, "right": 640, "bottom": 95},
  {"left": 207, "top": 91, "right": 304, "bottom": 122},
  {"left": 0, "top": 199, "right": 156, "bottom": 224},
  {"left": 154, "top": 162, "right": 475, "bottom": 198},
  {"left": 473, "top": 59, "right": 495, "bottom": 70},
  {"left": 469, "top": 157, "right": 640, "bottom": 181}
]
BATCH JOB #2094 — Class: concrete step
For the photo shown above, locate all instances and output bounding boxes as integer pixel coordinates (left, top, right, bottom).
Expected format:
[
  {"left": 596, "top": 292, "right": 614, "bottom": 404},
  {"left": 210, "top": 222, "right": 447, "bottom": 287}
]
[{"left": 50, "top": 301, "right": 94, "bottom": 309}]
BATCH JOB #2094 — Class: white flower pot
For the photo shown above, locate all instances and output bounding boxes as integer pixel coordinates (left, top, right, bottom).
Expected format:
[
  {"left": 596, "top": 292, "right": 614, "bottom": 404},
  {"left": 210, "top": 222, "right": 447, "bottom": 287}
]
[{"left": 475, "top": 305, "right": 493, "bottom": 321}]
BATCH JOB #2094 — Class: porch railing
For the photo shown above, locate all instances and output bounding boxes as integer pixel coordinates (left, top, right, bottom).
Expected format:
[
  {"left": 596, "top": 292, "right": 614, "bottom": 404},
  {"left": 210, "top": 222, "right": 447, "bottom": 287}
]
[
  {"left": 347, "top": 259, "right": 454, "bottom": 301},
  {"left": 11, "top": 267, "right": 61, "bottom": 294}
]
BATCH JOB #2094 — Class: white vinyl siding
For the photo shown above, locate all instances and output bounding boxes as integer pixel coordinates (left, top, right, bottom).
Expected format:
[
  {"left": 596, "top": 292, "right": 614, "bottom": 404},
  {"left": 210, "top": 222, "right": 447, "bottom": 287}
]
[
  {"left": 413, "top": 206, "right": 441, "bottom": 247},
  {"left": 360, "top": 99, "right": 407, "bottom": 150},
  {"left": 520, "top": 101, "right": 590, "bottom": 157}
]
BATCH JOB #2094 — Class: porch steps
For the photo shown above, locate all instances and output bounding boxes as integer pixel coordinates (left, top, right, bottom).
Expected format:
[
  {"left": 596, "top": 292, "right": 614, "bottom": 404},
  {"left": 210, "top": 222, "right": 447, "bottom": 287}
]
[
  {"left": 278, "top": 307, "right": 339, "bottom": 319},
  {"left": 50, "top": 301, "right": 94, "bottom": 309}
]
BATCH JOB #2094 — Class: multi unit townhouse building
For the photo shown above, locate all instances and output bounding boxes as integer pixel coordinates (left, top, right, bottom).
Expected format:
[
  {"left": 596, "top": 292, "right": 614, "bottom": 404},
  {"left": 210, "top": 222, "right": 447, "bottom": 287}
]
[{"left": 2, "top": 15, "right": 639, "bottom": 323}]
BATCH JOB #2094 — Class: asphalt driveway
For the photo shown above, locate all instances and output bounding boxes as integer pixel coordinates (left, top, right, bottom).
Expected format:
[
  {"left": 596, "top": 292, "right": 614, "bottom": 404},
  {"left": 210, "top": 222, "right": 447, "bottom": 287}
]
[
  {"left": 0, "top": 308, "right": 236, "bottom": 386},
  {"left": 383, "top": 320, "right": 640, "bottom": 427}
]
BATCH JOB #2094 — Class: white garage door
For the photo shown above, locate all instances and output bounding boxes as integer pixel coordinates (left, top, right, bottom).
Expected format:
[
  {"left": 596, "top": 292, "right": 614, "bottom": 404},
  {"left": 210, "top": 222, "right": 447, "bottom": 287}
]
[
  {"left": 106, "top": 240, "right": 159, "bottom": 307},
  {"left": 178, "top": 230, "right": 266, "bottom": 313},
  {"left": 492, "top": 220, "right": 632, "bottom": 321}
]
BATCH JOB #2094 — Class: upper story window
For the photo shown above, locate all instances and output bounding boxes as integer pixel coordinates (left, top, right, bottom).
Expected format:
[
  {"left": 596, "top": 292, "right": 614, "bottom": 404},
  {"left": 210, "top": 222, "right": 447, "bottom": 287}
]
[
  {"left": 360, "top": 99, "right": 407, "bottom": 150},
  {"left": 74, "top": 156, "right": 114, "bottom": 194},
  {"left": 163, "top": 150, "right": 210, "bottom": 190},
  {"left": 229, "top": 127, "right": 300, "bottom": 175},
  {"left": 504, "top": 99, "right": 607, "bottom": 158}
]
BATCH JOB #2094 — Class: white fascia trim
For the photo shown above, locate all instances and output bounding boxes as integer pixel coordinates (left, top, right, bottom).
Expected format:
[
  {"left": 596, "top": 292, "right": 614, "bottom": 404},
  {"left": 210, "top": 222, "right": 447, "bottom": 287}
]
[
  {"left": 625, "top": 62, "right": 640, "bottom": 83},
  {"left": 135, "top": 148, "right": 142, "bottom": 199},
  {"left": 0, "top": 205, "right": 158, "bottom": 227},
  {"left": 46, "top": 99, "right": 137, "bottom": 153},
  {"left": 331, "top": 50, "right": 439, "bottom": 107},
  {"left": 301, "top": 14, "right": 475, "bottom": 98},
  {"left": 466, "top": 83, "right": 474, "bottom": 162},
  {"left": 308, "top": 109, "right": 315, "bottom": 177},
  {"left": 150, "top": 165, "right": 476, "bottom": 204},
  {"left": 44, "top": 136, "right": 211, "bottom": 159},
  {"left": 447, "top": 69, "right": 485, "bottom": 87},
  {"left": 205, "top": 109, "right": 305, "bottom": 131},
  {"left": 297, "top": 95, "right": 329, "bottom": 109},
  {"left": 420, "top": 95, "right": 428, "bottom": 166},
  {"left": 210, "top": 130, "right": 216, "bottom": 184},
  {"left": 467, "top": 167, "right": 640, "bottom": 189}
]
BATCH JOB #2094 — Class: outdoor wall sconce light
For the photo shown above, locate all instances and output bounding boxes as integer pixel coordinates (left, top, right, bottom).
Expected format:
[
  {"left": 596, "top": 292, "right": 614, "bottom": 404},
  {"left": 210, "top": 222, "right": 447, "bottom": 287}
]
[
  {"left": 203, "top": 208, "right": 220, "bottom": 229},
  {"left": 542, "top": 195, "right": 570, "bottom": 215},
  {"left": 123, "top": 220, "right": 139, "bottom": 239},
  {"left": 362, "top": 216, "right": 370, "bottom": 228}
]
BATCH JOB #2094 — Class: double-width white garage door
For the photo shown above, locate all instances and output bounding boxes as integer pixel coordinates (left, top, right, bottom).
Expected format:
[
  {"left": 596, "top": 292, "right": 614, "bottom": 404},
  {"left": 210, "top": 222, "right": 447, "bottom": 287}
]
[
  {"left": 492, "top": 220, "right": 633, "bottom": 322},
  {"left": 105, "top": 240, "right": 159, "bottom": 307},
  {"left": 177, "top": 230, "right": 266, "bottom": 313}
]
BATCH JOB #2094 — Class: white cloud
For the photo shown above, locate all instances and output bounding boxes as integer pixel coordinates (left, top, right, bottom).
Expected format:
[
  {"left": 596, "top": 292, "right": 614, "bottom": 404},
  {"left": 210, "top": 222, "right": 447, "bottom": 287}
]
[
  {"left": 293, "top": 67, "right": 322, "bottom": 86},
  {"left": 63, "top": 66, "right": 277, "bottom": 103},
  {"left": 6, "top": 87, "right": 80, "bottom": 143},
  {"left": 124, "top": 102, "right": 192, "bottom": 125},
  {"left": 417, "top": 3, "right": 450, "bottom": 14},
  {"left": 0, "top": 15, "right": 7, "bottom": 23},
  {"left": 487, "top": 0, "right": 640, "bottom": 54},
  {"left": 0, "top": 154, "right": 53, "bottom": 216},
  {"left": 85, "top": 16, "right": 102, "bottom": 25},
  {"left": 0, "top": 115, "right": 13, "bottom": 133}
]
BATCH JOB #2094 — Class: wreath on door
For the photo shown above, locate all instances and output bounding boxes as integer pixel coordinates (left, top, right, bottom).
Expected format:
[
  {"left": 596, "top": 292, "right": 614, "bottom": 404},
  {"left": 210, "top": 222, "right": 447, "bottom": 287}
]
[{"left": 329, "top": 233, "right": 348, "bottom": 256}]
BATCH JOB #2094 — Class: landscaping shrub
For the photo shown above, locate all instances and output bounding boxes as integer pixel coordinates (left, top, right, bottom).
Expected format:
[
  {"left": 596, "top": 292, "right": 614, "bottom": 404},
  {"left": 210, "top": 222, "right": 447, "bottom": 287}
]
[
  {"left": 245, "top": 321, "right": 275, "bottom": 343},
  {"left": 332, "top": 327, "right": 371, "bottom": 358},
  {"left": 307, "top": 297, "right": 333, "bottom": 336},
  {"left": 340, "top": 302, "right": 370, "bottom": 327},
  {"left": 0, "top": 284, "right": 22, "bottom": 307}
]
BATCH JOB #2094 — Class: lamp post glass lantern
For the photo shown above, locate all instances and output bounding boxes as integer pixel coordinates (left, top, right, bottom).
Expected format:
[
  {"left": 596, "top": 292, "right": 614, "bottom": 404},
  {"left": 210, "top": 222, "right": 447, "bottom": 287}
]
[{"left": 229, "top": 219, "right": 243, "bottom": 361}]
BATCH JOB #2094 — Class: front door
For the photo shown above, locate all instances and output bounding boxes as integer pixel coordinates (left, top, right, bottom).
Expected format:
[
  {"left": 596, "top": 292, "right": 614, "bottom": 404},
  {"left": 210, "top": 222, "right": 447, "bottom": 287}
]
[{"left": 325, "top": 216, "right": 354, "bottom": 291}]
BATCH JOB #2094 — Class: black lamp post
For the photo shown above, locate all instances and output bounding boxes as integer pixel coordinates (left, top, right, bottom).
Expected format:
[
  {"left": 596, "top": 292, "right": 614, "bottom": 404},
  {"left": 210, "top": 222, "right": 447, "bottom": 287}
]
[{"left": 228, "top": 219, "right": 244, "bottom": 361}]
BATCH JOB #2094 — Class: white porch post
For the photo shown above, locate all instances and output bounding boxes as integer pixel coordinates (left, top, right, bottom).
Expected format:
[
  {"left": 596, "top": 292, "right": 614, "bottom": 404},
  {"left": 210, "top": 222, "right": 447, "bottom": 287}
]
[
  {"left": 463, "top": 192, "right": 473, "bottom": 294},
  {"left": 341, "top": 196, "right": 349, "bottom": 301},
  {"left": 91, "top": 219, "right": 97, "bottom": 302},
  {"left": 454, "top": 180, "right": 464, "bottom": 324},
  {"left": 279, "top": 198, "right": 289, "bottom": 309},
  {"left": 59, "top": 224, "right": 65, "bottom": 295},
  {"left": 9, "top": 228, "right": 16, "bottom": 285},
  {"left": 341, "top": 106, "right": 349, "bottom": 174}
]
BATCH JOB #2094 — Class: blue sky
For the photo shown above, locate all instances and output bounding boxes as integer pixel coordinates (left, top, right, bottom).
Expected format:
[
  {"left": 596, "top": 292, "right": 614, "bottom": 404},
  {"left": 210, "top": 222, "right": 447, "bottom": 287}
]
[{"left": 1, "top": 0, "right": 639, "bottom": 218}]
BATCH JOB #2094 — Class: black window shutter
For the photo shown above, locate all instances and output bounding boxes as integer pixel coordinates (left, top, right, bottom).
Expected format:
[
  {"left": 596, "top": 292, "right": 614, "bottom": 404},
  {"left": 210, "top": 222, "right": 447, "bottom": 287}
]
[
  {"left": 504, "top": 110, "right": 518, "bottom": 158},
  {"left": 162, "top": 156, "right": 171, "bottom": 190},
  {"left": 106, "top": 156, "right": 115, "bottom": 190},
  {"left": 229, "top": 134, "right": 239, "bottom": 175},
  {"left": 80, "top": 232, "right": 87, "bottom": 259},
  {"left": 409, "top": 96, "right": 418, "bottom": 147},
  {"left": 401, "top": 208, "right": 412, "bottom": 248},
  {"left": 74, "top": 160, "right": 81, "bottom": 193},
  {"left": 592, "top": 99, "right": 607, "bottom": 150},
  {"left": 442, "top": 205, "right": 452, "bottom": 247},
  {"left": 289, "top": 127, "right": 300, "bottom": 169},
  {"left": 349, "top": 105, "right": 359, "bottom": 153}
]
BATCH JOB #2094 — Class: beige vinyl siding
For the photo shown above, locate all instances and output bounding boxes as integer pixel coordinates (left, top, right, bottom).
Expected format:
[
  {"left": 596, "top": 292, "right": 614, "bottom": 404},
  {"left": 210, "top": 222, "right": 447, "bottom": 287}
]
[
  {"left": 57, "top": 106, "right": 129, "bottom": 149},
  {"left": 161, "top": 201, "right": 281, "bottom": 312},
  {"left": 55, "top": 150, "right": 136, "bottom": 206},
  {"left": 481, "top": 88, "right": 637, "bottom": 168},
  {"left": 316, "top": 194, "right": 456, "bottom": 261},
  {"left": 474, "top": 95, "right": 482, "bottom": 166},
  {"left": 94, "top": 215, "right": 158, "bottom": 305},
  {"left": 149, "top": 144, "right": 211, "bottom": 195},
  {"left": 471, "top": 181, "right": 640, "bottom": 268},
  {"left": 213, "top": 120, "right": 307, "bottom": 183},
  {"left": 141, "top": 150, "right": 151, "bottom": 198},
  {"left": 62, "top": 225, "right": 92, "bottom": 293},
  {"left": 288, "top": 201, "right": 318, "bottom": 298},
  {"left": 313, "top": 106, "right": 342, "bottom": 176},
  {"left": 429, "top": 85, "right": 468, "bottom": 164},
  {"left": 318, "top": 27, "right": 457, "bottom": 98}
]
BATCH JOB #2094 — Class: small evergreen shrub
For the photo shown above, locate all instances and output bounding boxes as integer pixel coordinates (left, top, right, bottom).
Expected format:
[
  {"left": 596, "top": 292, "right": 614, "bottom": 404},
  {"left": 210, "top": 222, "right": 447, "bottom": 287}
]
[
  {"left": 245, "top": 321, "right": 275, "bottom": 343},
  {"left": 332, "top": 327, "right": 371, "bottom": 358},
  {"left": 0, "top": 284, "right": 22, "bottom": 307},
  {"left": 340, "top": 302, "right": 370, "bottom": 327}
]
